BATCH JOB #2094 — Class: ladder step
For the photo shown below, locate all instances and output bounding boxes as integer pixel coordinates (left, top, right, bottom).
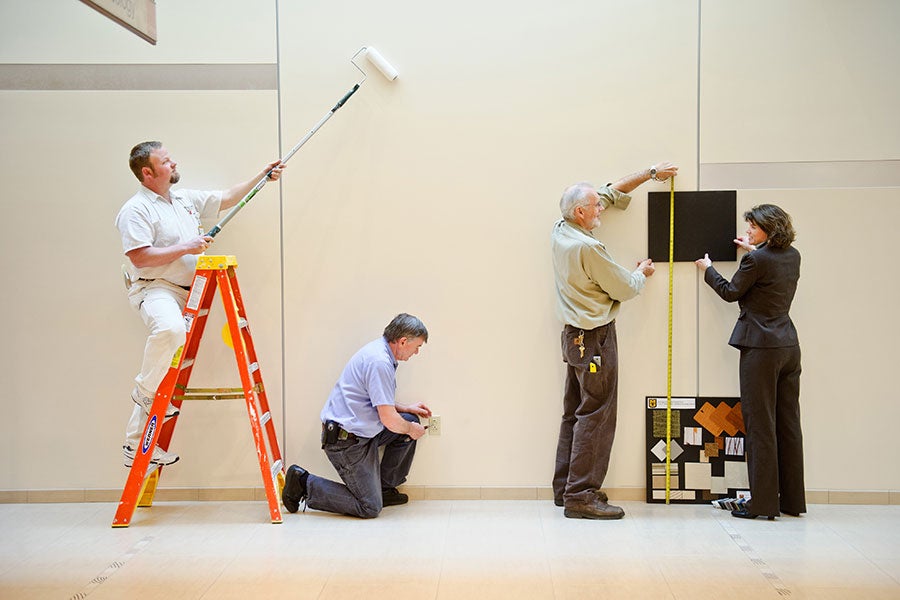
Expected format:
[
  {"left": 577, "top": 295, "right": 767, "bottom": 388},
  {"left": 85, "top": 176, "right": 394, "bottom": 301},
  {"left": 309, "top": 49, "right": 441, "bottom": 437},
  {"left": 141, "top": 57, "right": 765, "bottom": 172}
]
[
  {"left": 180, "top": 359, "right": 194, "bottom": 369},
  {"left": 173, "top": 384, "right": 263, "bottom": 401},
  {"left": 176, "top": 387, "right": 245, "bottom": 401},
  {"left": 198, "top": 309, "right": 209, "bottom": 316},
  {"left": 249, "top": 362, "right": 259, "bottom": 373},
  {"left": 260, "top": 411, "right": 271, "bottom": 426},
  {"left": 271, "top": 459, "right": 283, "bottom": 478},
  {"left": 238, "top": 318, "right": 248, "bottom": 329}
]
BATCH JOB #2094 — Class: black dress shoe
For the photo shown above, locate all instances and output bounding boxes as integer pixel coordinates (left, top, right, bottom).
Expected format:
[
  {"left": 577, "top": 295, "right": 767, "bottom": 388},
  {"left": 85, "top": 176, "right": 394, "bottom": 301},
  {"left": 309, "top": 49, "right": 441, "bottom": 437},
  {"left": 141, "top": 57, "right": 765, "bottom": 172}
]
[
  {"left": 282, "top": 465, "right": 309, "bottom": 513},
  {"left": 731, "top": 508, "right": 775, "bottom": 520},
  {"left": 382, "top": 487, "right": 409, "bottom": 507}
]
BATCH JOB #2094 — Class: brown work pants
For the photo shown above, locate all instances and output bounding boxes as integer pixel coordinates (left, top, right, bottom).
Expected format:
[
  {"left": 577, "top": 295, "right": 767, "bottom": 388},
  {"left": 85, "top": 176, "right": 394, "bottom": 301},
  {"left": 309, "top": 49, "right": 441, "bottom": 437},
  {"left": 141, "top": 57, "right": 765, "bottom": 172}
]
[{"left": 553, "top": 322, "right": 618, "bottom": 505}]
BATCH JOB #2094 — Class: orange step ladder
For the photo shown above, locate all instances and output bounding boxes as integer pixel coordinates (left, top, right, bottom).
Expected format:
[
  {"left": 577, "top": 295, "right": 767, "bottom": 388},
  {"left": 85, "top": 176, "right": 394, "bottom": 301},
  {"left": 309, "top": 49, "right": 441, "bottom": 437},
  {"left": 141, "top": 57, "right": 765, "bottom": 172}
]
[{"left": 112, "top": 255, "right": 284, "bottom": 527}]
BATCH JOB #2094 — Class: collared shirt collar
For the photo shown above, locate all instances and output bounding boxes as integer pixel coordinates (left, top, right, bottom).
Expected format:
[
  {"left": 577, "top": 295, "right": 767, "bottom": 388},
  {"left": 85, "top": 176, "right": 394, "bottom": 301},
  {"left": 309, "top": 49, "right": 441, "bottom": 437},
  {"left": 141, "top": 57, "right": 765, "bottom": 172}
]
[
  {"left": 564, "top": 218, "right": 595, "bottom": 238},
  {"left": 139, "top": 184, "right": 174, "bottom": 203},
  {"left": 381, "top": 336, "right": 399, "bottom": 369},
  {"left": 557, "top": 218, "right": 601, "bottom": 246}
]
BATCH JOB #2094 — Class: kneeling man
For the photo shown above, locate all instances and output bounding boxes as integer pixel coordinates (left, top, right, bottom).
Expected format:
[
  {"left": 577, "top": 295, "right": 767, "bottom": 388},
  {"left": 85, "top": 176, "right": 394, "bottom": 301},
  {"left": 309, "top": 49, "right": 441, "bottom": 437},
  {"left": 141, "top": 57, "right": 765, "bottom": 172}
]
[{"left": 283, "top": 313, "right": 431, "bottom": 518}]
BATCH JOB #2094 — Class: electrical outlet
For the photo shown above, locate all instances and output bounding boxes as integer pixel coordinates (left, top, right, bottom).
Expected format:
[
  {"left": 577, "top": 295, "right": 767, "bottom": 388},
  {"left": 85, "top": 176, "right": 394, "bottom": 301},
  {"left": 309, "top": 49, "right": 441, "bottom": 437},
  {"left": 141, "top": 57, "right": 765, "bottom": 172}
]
[{"left": 428, "top": 415, "right": 441, "bottom": 436}]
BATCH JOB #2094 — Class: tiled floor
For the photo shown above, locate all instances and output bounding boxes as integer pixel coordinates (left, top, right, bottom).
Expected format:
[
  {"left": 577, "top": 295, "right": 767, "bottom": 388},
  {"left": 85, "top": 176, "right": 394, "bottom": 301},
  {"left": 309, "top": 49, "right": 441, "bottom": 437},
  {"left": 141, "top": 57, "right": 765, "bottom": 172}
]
[{"left": 1, "top": 500, "right": 899, "bottom": 599}]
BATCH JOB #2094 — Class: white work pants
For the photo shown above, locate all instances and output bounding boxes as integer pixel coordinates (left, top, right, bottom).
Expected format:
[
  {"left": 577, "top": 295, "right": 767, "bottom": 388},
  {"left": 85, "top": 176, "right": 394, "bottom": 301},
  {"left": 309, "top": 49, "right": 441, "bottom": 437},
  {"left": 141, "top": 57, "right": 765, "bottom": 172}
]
[{"left": 124, "top": 280, "right": 189, "bottom": 447}]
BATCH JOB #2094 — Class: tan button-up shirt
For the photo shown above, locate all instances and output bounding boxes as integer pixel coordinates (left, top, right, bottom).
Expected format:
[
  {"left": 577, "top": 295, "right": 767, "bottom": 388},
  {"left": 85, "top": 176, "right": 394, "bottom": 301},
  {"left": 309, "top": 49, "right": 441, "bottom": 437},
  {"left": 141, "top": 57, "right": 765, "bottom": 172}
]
[{"left": 551, "top": 186, "right": 646, "bottom": 329}]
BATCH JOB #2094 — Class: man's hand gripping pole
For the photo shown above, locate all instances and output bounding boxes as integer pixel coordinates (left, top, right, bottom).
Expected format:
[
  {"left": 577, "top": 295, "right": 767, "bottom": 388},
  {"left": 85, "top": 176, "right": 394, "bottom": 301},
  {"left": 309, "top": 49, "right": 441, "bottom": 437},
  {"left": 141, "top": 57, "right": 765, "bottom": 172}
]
[{"left": 204, "top": 84, "right": 361, "bottom": 238}]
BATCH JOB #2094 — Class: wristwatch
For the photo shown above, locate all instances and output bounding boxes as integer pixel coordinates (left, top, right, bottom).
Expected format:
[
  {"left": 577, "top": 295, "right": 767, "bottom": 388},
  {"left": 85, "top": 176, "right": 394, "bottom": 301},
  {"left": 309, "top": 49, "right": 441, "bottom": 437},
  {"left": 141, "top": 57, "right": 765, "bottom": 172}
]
[{"left": 649, "top": 167, "right": 659, "bottom": 181}]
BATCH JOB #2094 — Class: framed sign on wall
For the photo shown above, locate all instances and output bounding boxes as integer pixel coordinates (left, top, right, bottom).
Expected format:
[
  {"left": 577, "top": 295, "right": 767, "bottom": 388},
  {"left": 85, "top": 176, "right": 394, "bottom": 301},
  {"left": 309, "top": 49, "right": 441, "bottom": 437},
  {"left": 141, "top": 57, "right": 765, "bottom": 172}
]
[{"left": 79, "top": 0, "right": 157, "bottom": 45}]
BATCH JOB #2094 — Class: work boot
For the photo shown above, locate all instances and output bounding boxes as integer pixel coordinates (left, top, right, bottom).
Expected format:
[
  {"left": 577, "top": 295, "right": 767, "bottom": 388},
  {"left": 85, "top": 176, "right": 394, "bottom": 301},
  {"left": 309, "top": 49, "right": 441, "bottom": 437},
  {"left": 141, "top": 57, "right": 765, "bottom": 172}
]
[
  {"left": 563, "top": 490, "right": 624, "bottom": 520},
  {"left": 382, "top": 487, "right": 409, "bottom": 507},
  {"left": 557, "top": 489, "right": 607, "bottom": 508},
  {"left": 132, "top": 387, "right": 179, "bottom": 420},
  {"left": 282, "top": 465, "right": 309, "bottom": 513}
]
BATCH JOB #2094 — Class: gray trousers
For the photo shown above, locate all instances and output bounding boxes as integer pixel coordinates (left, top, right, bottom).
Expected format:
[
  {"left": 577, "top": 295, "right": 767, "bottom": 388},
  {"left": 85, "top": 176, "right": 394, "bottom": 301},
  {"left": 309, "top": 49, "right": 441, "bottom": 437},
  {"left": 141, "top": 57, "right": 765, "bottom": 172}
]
[
  {"left": 306, "top": 412, "right": 420, "bottom": 518},
  {"left": 553, "top": 322, "right": 618, "bottom": 505},
  {"left": 739, "top": 345, "right": 806, "bottom": 517}
]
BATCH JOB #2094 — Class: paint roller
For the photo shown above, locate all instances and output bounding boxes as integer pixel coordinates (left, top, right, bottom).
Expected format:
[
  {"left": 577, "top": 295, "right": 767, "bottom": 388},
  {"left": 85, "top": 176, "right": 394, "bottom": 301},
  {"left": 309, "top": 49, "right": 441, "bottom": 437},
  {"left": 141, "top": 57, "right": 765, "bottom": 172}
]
[{"left": 204, "top": 46, "right": 399, "bottom": 238}]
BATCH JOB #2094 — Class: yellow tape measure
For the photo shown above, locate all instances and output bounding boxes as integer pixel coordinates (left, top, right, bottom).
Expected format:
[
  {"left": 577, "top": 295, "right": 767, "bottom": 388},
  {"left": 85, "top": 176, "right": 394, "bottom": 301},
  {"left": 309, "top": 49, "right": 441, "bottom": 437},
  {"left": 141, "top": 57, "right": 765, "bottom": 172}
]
[{"left": 666, "top": 176, "right": 675, "bottom": 503}]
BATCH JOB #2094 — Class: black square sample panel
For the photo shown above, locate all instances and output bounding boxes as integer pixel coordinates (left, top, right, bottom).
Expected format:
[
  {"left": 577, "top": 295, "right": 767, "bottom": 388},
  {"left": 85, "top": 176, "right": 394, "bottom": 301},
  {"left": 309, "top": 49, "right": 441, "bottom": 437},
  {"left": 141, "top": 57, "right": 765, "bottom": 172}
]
[{"left": 648, "top": 190, "right": 737, "bottom": 262}]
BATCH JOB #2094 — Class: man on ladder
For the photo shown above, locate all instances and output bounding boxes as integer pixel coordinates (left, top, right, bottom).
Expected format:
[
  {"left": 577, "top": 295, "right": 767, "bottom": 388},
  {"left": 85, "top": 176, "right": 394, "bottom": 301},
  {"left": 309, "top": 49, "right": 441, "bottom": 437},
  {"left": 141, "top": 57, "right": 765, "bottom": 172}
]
[{"left": 115, "top": 141, "right": 284, "bottom": 467}]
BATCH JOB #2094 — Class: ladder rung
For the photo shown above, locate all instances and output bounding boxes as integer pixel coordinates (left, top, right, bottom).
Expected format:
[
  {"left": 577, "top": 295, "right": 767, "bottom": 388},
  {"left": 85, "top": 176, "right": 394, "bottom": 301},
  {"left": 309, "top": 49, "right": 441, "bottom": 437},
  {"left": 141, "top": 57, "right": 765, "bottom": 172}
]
[
  {"left": 173, "top": 385, "right": 263, "bottom": 401},
  {"left": 197, "top": 309, "right": 209, "bottom": 316},
  {"left": 249, "top": 362, "right": 259, "bottom": 373},
  {"left": 260, "top": 411, "right": 271, "bottom": 426},
  {"left": 176, "top": 387, "right": 245, "bottom": 401},
  {"left": 179, "top": 359, "right": 194, "bottom": 369},
  {"left": 271, "top": 460, "right": 283, "bottom": 478},
  {"left": 238, "top": 318, "right": 248, "bottom": 329}
]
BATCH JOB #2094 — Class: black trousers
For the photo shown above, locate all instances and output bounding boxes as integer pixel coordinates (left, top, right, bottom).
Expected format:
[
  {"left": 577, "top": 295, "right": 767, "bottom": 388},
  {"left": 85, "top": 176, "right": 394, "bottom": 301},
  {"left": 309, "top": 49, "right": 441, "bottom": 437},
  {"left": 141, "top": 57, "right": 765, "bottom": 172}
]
[
  {"left": 307, "top": 413, "right": 420, "bottom": 519},
  {"left": 739, "top": 345, "right": 806, "bottom": 516}
]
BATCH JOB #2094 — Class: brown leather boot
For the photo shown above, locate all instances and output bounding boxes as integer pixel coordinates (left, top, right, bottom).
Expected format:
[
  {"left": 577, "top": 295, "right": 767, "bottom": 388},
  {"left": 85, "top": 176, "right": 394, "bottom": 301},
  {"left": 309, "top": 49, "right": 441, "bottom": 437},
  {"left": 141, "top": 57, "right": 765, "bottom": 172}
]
[{"left": 563, "top": 490, "right": 624, "bottom": 520}]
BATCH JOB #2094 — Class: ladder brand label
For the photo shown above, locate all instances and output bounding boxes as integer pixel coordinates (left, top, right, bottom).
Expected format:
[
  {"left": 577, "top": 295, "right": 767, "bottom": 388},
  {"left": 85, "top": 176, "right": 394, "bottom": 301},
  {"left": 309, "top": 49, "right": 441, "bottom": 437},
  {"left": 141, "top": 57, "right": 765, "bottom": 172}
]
[{"left": 142, "top": 415, "right": 157, "bottom": 454}]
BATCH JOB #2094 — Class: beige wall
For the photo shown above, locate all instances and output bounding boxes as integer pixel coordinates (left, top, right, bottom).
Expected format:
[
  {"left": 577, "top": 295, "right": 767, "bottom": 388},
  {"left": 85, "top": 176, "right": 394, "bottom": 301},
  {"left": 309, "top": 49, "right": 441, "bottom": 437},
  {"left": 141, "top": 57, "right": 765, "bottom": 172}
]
[
  {"left": 0, "top": 0, "right": 897, "bottom": 497},
  {"left": 0, "top": 0, "right": 282, "bottom": 491}
]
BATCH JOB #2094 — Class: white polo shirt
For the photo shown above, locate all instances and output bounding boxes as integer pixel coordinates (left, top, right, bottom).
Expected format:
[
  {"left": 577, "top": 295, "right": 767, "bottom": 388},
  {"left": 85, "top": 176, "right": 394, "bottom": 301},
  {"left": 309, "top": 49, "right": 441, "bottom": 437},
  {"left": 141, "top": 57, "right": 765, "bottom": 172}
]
[{"left": 116, "top": 185, "right": 222, "bottom": 287}]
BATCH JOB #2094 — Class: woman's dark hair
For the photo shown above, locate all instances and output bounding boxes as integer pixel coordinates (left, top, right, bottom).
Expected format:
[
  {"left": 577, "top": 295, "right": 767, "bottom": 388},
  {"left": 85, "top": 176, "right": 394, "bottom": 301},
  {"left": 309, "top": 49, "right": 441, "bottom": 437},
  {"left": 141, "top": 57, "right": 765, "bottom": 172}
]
[{"left": 744, "top": 204, "right": 796, "bottom": 249}]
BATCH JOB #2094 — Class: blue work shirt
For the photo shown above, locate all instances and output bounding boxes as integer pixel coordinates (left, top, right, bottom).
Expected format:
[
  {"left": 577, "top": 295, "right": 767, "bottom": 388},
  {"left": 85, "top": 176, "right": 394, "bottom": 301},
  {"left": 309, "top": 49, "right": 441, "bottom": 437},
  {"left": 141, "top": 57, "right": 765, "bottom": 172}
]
[{"left": 320, "top": 336, "right": 398, "bottom": 438}]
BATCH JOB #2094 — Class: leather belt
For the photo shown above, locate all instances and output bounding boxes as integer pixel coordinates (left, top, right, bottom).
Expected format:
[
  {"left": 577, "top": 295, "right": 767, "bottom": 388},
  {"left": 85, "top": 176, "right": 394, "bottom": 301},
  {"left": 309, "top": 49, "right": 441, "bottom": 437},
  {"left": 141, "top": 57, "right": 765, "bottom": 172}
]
[
  {"left": 322, "top": 420, "right": 358, "bottom": 442},
  {"left": 139, "top": 278, "right": 191, "bottom": 291}
]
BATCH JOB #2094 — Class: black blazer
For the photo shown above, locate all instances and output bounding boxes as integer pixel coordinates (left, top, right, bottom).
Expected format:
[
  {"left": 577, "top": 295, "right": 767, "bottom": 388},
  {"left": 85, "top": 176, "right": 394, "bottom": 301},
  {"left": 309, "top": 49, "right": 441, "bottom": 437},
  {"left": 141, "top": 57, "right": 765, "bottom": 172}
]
[{"left": 704, "top": 242, "right": 800, "bottom": 349}]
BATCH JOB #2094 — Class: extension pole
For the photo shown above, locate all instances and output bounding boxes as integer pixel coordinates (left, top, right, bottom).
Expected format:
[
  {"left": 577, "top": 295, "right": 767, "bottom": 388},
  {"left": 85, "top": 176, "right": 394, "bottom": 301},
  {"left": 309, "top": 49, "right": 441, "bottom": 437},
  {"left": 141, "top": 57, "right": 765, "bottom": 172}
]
[{"left": 205, "top": 84, "right": 361, "bottom": 238}]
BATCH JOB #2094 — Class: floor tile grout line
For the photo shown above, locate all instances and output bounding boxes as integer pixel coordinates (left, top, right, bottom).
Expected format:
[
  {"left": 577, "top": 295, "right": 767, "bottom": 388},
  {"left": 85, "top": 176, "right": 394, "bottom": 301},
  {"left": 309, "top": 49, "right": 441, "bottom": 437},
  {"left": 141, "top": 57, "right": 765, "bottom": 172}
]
[
  {"left": 433, "top": 500, "right": 454, "bottom": 600},
  {"left": 313, "top": 561, "right": 332, "bottom": 600},
  {"left": 634, "top": 507, "right": 679, "bottom": 600},
  {"left": 0, "top": 505, "right": 97, "bottom": 580},
  {"left": 533, "top": 502, "right": 562, "bottom": 600},
  {"left": 197, "top": 523, "right": 266, "bottom": 600},
  {"left": 536, "top": 501, "right": 561, "bottom": 600},
  {"left": 815, "top": 511, "right": 900, "bottom": 586}
]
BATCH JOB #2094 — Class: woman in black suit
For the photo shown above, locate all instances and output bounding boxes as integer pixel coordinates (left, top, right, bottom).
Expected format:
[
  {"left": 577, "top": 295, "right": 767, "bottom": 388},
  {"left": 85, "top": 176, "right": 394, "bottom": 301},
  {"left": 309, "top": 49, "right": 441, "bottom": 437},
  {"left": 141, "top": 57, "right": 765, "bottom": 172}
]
[{"left": 696, "top": 204, "right": 805, "bottom": 520}]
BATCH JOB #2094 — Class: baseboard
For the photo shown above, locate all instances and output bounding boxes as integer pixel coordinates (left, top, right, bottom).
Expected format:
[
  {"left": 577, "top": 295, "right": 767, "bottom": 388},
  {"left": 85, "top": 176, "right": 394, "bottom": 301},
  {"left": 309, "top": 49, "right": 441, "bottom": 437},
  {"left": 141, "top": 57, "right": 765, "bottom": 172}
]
[{"left": 3, "top": 487, "right": 899, "bottom": 505}]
